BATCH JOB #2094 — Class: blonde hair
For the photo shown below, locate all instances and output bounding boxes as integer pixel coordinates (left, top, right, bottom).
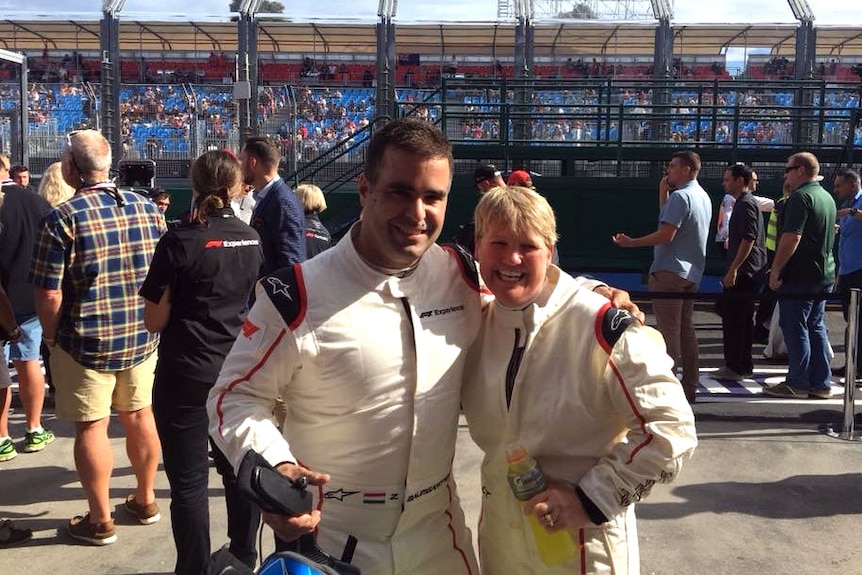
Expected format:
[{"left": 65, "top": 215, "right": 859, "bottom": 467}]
[
  {"left": 38, "top": 162, "right": 76, "bottom": 207},
  {"left": 294, "top": 183, "right": 327, "bottom": 214},
  {"left": 474, "top": 186, "right": 558, "bottom": 248}
]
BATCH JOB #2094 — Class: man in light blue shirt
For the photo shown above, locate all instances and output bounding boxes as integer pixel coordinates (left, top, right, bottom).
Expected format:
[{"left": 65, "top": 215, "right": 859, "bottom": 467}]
[
  {"left": 834, "top": 168, "right": 862, "bottom": 380},
  {"left": 612, "top": 151, "right": 712, "bottom": 402}
]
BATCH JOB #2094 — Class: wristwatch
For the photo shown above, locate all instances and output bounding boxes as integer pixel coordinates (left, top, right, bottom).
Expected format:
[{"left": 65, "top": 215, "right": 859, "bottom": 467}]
[{"left": 851, "top": 208, "right": 860, "bottom": 216}]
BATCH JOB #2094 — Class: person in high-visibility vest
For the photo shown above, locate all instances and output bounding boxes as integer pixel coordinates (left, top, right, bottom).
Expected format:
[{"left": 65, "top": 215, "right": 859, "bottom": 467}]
[{"left": 754, "top": 181, "right": 793, "bottom": 342}]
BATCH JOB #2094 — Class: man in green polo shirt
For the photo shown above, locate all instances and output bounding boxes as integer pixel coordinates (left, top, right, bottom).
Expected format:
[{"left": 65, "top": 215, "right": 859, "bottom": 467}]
[{"left": 764, "top": 152, "right": 836, "bottom": 399}]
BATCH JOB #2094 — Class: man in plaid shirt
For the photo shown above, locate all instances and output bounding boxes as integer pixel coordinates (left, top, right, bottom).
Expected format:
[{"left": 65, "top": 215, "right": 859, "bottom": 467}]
[{"left": 31, "top": 130, "right": 166, "bottom": 546}]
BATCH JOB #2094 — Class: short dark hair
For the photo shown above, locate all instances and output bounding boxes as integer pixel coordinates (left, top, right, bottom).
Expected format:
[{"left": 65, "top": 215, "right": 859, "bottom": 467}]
[
  {"left": 242, "top": 136, "right": 281, "bottom": 169},
  {"left": 364, "top": 118, "right": 452, "bottom": 184},
  {"left": 150, "top": 188, "right": 170, "bottom": 202},
  {"left": 726, "top": 163, "right": 753, "bottom": 185},
  {"left": 836, "top": 168, "right": 861, "bottom": 188},
  {"left": 672, "top": 150, "right": 701, "bottom": 175},
  {"left": 9, "top": 164, "right": 29, "bottom": 178}
]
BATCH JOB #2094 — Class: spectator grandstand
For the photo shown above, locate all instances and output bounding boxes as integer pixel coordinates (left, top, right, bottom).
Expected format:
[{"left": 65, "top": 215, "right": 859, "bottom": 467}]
[
  {"left": 0, "top": 17, "right": 861, "bottom": 185},
  {"left": 3, "top": 74, "right": 861, "bottom": 178}
]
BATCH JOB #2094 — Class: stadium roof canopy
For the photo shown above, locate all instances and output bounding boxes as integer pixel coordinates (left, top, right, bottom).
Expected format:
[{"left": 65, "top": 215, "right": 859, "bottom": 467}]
[{"left": 1, "top": 18, "right": 861, "bottom": 58}]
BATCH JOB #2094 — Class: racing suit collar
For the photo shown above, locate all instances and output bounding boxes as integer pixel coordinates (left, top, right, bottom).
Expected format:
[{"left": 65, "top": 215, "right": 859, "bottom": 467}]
[{"left": 340, "top": 223, "right": 424, "bottom": 298}]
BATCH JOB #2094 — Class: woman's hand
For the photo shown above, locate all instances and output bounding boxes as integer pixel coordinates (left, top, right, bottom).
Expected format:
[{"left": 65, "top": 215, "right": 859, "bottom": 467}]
[{"left": 593, "top": 285, "right": 645, "bottom": 324}]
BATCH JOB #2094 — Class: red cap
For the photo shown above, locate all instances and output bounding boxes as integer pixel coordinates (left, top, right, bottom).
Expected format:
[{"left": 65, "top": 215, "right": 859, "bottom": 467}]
[{"left": 507, "top": 170, "right": 533, "bottom": 188}]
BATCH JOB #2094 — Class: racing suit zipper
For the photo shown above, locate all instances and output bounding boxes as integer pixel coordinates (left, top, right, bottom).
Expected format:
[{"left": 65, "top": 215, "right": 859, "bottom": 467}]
[
  {"left": 399, "top": 297, "right": 416, "bottom": 513},
  {"left": 505, "top": 328, "right": 526, "bottom": 409}
]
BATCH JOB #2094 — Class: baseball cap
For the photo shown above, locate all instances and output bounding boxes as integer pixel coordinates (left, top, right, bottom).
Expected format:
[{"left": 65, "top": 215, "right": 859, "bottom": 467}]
[
  {"left": 474, "top": 164, "right": 501, "bottom": 183},
  {"left": 507, "top": 170, "right": 533, "bottom": 188}
]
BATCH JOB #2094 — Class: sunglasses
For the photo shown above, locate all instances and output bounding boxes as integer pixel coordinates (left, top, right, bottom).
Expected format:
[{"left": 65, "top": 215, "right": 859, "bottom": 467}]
[
  {"left": 65, "top": 130, "right": 81, "bottom": 147},
  {"left": 65, "top": 131, "right": 85, "bottom": 176},
  {"left": 784, "top": 165, "right": 801, "bottom": 173}
]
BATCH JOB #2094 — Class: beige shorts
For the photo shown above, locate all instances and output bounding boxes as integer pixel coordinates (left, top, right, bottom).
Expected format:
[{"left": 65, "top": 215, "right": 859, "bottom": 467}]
[{"left": 50, "top": 345, "right": 157, "bottom": 422}]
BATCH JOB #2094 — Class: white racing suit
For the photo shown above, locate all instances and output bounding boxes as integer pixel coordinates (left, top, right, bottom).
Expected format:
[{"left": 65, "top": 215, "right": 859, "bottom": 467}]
[
  {"left": 208, "top": 233, "right": 484, "bottom": 575},
  {"left": 462, "top": 266, "right": 698, "bottom": 575}
]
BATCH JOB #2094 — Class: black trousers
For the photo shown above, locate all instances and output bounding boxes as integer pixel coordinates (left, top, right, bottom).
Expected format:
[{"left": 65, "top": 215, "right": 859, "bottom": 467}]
[
  {"left": 721, "top": 274, "right": 760, "bottom": 375},
  {"left": 154, "top": 376, "right": 260, "bottom": 574},
  {"left": 840, "top": 269, "right": 862, "bottom": 371},
  {"left": 210, "top": 436, "right": 295, "bottom": 561},
  {"left": 209, "top": 434, "right": 262, "bottom": 569},
  {"left": 754, "top": 251, "right": 777, "bottom": 331}
]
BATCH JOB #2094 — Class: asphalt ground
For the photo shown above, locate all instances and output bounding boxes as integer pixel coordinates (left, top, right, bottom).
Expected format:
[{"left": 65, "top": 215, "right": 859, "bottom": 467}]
[{"left": 2, "top": 301, "right": 862, "bottom": 575}]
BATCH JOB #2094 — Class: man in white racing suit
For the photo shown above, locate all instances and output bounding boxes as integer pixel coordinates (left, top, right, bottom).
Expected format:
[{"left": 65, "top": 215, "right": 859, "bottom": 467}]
[
  {"left": 211, "top": 233, "right": 483, "bottom": 574},
  {"left": 462, "top": 186, "right": 697, "bottom": 574},
  {"left": 208, "top": 119, "right": 638, "bottom": 575}
]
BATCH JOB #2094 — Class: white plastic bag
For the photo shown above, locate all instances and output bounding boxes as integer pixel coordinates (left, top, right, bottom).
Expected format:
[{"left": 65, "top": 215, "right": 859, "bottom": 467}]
[{"left": 764, "top": 304, "right": 834, "bottom": 359}]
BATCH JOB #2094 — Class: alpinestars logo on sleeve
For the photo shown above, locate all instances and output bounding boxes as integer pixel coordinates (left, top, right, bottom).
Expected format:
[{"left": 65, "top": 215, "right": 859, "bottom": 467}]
[
  {"left": 266, "top": 277, "right": 293, "bottom": 300},
  {"left": 609, "top": 308, "right": 634, "bottom": 330}
]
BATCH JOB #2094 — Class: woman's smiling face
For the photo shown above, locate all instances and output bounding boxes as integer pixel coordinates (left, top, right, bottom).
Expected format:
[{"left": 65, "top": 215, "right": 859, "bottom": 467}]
[{"left": 476, "top": 222, "right": 553, "bottom": 308}]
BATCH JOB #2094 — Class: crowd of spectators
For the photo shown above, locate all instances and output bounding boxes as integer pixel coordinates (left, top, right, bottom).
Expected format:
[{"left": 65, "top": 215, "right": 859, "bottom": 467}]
[
  {"left": 4, "top": 51, "right": 862, "bottom": 85},
  {"left": 1, "top": 61, "right": 861, "bottom": 166},
  {"left": 442, "top": 82, "right": 861, "bottom": 147}
]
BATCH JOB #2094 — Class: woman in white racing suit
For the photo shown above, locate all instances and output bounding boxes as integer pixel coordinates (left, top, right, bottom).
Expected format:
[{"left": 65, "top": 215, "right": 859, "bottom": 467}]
[{"left": 462, "top": 186, "right": 698, "bottom": 574}]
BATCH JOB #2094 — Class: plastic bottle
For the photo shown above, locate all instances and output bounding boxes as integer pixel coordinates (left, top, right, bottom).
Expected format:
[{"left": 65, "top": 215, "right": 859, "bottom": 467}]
[{"left": 506, "top": 446, "right": 577, "bottom": 566}]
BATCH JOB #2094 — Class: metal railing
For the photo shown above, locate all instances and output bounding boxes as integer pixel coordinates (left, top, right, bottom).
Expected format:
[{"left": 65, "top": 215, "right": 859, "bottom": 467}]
[
  {"left": 434, "top": 77, "right": 862, "bottom": 150},
  {"left": 7, "top": 77, "right": 862, "bottom": 180},
  {"left": 822, "top": 288, "right": 861, "bottom": 442}
]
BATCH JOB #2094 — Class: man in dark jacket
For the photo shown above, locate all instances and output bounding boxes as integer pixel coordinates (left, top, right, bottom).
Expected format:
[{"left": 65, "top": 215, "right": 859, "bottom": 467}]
[
  {"left": 714, "top": 163, "right": 766, "bottom": 381},
  {"left": 240, "top": 137, "right": 306, "bottom": 275}
]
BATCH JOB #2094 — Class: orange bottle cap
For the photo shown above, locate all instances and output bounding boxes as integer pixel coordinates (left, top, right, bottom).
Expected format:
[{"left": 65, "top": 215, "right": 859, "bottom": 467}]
[{"left": 505, "top": 447, "right": 528, "bottom": 463}]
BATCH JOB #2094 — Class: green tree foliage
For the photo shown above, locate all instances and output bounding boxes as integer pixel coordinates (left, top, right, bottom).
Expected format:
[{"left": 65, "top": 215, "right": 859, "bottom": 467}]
[{"left": 557, "top": 2, "right": 599, "bottom": 19}]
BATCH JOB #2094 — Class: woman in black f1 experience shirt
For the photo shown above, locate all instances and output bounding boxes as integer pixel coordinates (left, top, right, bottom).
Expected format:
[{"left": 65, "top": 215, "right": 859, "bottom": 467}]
[{"left": 140, "top": 150, "right": 263, "bottom": 575}]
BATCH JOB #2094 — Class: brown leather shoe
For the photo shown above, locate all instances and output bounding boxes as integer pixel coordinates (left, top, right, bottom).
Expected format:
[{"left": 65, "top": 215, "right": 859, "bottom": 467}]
[
  {"left": 124, "top": 494, "right": 161, "bottom": 525},
  {"left": 68, "top": 513, "right": 117, "bottom": 546}
]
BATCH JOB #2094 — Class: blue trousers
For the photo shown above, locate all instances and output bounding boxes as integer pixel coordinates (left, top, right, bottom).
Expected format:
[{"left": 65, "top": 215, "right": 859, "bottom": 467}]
[{"left": 778, "top": 284, "right": 833, "bottom": 392}]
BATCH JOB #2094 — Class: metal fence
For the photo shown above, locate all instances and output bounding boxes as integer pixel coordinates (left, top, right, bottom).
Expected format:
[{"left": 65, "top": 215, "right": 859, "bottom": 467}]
[
  {"left": 419, "top": 78, "right": 862, "bottom": 149},
  {"left": 5, "top": 77, "right": 862, "bottom": 182}
]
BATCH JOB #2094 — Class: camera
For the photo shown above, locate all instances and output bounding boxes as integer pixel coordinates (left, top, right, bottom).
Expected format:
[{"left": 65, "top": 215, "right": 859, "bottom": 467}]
[{"left": 117, "top": 160, "right": 156, "bottom": 189}]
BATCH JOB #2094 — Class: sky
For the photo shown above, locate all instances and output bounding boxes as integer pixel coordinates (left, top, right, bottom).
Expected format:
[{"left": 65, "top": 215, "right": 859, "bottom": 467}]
[{"left": 3, "top": 0, "right": 862, "bottom": 24}]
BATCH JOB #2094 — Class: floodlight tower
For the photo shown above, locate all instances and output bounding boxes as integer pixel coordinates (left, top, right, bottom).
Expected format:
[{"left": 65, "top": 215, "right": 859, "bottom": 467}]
[
  {"left": 101, "top": 0, "right": 127, "bottom": 168},
  {"left": 0, "top": 49, "right": 28, "bottom": 166},
  {"left": 236, "top": 0, "right": 263, "bottom": 143},
  {"left": 787, "top": 0, "right": 815, "bottom": 79},
  {"left": 497, "top": 0, "right": 665, "bottom": 20},
  {"left": 377, "top": 0, "right": 398, "bottom": 120},
  {"left": 788, "top": 0, "right": 816, "bottom": 143}
]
